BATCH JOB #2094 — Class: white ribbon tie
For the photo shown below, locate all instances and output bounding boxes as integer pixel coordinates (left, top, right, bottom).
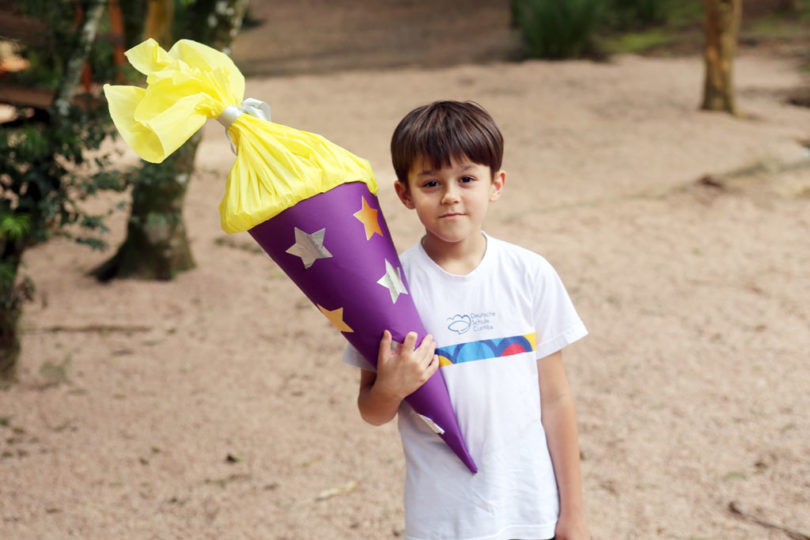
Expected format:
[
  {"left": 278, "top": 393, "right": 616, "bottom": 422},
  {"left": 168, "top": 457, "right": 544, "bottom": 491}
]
[{"left": 216, "top": 98, "right": 272, "bottom": 154}]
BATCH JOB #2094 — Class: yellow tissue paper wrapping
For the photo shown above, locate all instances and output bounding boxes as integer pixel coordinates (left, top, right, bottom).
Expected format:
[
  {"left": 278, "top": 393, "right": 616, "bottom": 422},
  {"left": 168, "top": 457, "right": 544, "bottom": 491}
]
[{"left": 103, "top": 38, "right": 377, "bottom": 233}]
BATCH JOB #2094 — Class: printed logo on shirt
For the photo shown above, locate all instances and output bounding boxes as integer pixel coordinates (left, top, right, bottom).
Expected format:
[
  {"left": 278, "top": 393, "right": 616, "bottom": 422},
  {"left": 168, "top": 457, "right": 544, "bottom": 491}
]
[
  {"left": 447, "top": 314, "right": 471, "bottom": 334},
  {"left": 436, "top": 333, "right": 536, "bottom": 366},
  {"left": 446, "top": 312, "right": 496, "bottom": 334}
]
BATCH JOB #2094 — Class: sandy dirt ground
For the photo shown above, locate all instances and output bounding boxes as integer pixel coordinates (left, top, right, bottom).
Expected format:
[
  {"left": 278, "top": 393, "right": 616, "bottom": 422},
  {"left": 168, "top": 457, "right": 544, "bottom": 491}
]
[{"left": 2, "top": 4, "right": 810, "bottom": 539}]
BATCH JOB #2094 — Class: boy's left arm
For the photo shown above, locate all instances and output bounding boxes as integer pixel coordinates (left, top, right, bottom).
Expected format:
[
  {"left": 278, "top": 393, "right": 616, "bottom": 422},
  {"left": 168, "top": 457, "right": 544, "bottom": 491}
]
[{"left": 538, "top": 350, "right": 590, "bottom": 540}]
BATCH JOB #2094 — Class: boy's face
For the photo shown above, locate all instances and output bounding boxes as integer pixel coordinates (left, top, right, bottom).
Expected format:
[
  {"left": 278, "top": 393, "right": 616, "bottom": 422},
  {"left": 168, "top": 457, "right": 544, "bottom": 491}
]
[{"left": 395, "top": 154, "right": 505, "bottom": 249}]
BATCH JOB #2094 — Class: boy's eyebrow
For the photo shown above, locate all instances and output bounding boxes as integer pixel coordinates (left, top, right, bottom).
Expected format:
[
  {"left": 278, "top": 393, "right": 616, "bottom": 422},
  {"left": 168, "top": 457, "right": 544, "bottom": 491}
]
[{"left": 416, "top": 164, "right": 476, "bottom": 176}]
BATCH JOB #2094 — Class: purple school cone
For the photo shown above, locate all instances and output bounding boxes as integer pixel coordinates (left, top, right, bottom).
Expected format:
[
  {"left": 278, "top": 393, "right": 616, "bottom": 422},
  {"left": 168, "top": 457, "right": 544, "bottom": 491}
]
[
  {"left": 101, "top": 39, "right": 474, "bottom": 471},
  {"left": 248, "top": 181, "right": 477, "bottom": 473}
]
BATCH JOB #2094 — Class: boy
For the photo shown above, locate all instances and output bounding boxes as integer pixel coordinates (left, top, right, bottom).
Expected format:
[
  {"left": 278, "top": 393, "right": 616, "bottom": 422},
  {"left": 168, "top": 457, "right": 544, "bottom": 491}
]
[{"left": 342, "top": 101, "right": 589, "bottom": 540}]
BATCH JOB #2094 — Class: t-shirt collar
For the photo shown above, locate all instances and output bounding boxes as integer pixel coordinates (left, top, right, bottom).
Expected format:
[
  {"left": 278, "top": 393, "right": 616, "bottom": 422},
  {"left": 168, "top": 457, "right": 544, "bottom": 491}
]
[{"left": 416, "top": 231, "right": 493, "bottom": 280}]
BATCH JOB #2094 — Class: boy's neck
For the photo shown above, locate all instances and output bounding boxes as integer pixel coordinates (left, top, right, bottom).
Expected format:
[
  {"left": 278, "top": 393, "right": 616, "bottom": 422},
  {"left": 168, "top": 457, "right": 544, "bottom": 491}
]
[{"left": 421, "top": 232, "right": 487, "bottom": 276}]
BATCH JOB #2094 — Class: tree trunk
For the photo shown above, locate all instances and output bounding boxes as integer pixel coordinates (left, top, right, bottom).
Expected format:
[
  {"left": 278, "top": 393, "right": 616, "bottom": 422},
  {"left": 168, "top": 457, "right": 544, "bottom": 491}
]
[
  {"left": 96, "top": 0, "right": 249, "bottom": 282},
  {"left": 94, "top": 133, "right": 200, "bottom": 281},
  {"left": 52, "top": 1, "right": 106, "bottom": 119},
  {"left": 701, "top": 0, "right": 742, "bottom": 115},
  {"left": 0, "top": 245, "right": 24, "bottom": 381},
  {"left": 184, "top": 0, "right": 251, "bottom": 53}
]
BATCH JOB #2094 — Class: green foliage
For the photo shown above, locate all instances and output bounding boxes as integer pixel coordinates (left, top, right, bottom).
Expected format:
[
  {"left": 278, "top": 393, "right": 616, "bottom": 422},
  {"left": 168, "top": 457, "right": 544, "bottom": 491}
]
[
  {"left": 12, "top": 1, "right": 120, "bottom": 90},
  {"left": 1, "top": 0, "right": 128, "bottom": 252},
  {"left": 12, "top": 0, "right": 78, "bottom": 89},
  {"left": 512, "top": 0, "right": 606, "bottom": 59},
  {"left": 0, "top": 214, "right": 30, "bottom": 243},
  {"left": 511, "top": 0, "right": 705, "bottom": 59},
  {"left": 0, "top": 100, "right": 123, "bottom": 249}
]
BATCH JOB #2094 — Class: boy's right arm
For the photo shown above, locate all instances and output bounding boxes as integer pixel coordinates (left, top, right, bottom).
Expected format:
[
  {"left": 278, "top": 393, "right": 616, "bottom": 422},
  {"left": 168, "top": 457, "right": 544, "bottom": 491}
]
[{"left": 357, "top": 330, "right": 438, "bottom": 426}]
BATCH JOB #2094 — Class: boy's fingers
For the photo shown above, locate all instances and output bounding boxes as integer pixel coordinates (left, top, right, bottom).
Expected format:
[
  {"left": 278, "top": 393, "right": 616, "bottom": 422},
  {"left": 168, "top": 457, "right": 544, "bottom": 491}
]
[
  {"left": 378, "top": 330, "right": 392, "bottom": 358},
  {"left": 418, "top": 336, "right": 436, "bottom": 362},
  {"left": 415, "top": 333, "right": 434, "bottom": 351},
  {"left": 420, "top": 355, "right": 439, "bottom": 381},
  {"left": 402, "top": 331, "right": 418, "bottom": 350}
]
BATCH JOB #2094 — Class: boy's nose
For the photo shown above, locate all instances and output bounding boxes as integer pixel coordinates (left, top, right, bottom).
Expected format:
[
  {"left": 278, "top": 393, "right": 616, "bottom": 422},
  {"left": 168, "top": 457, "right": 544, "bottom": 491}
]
[{"left": 441, "top": 185, "right": 460, "bottom": 204}]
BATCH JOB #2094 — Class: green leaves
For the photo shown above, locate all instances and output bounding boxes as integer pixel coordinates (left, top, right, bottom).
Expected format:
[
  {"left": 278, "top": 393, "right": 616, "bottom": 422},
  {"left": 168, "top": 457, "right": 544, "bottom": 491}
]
[
  {"left": 512, "top": 0, "right": 606, "bottom": 59},
  {"left": 511, "top": 0, "right": 704, "bottom": 59},
  {"left": 0, "top": 96, "right": 121, "bottom": 249},
  {"left": 0, "top": 214, "right": 30, "bottom": 243}
]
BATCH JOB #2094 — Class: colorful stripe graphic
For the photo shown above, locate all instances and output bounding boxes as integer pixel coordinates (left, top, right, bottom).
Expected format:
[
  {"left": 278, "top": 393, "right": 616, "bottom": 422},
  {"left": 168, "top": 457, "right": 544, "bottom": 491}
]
[{"left": 436, "top": 333, "right": 536, "bottom": 367}]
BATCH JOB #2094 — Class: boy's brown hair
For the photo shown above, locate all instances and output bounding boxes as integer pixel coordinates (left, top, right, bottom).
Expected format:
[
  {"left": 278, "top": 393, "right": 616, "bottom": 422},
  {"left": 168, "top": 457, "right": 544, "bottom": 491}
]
[{"left": 390, "top": 101, "right": 504, "bottom": 185}]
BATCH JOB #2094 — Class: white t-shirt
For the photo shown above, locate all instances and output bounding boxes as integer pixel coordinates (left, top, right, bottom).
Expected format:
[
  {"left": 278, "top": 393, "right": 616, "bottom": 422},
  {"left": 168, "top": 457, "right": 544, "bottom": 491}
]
[{"left": 343, "top": 234, "right": 587, "bottom": 540}]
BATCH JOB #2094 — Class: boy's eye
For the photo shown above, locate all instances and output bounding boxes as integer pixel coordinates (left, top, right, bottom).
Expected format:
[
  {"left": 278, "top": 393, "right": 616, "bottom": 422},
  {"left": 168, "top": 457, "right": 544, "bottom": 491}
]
[
  {"left": 422, "top": 180, "right": 439, "bottom": 188},
  {"left": 459, "top": 176, "right": 475, "bottom": 183}
]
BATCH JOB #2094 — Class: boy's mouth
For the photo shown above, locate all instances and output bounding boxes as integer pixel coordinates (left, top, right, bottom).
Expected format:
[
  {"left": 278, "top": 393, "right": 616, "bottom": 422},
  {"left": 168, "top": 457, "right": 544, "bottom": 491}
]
[{"left": 440, "top": 212, "right": 464, "bottom": 218}]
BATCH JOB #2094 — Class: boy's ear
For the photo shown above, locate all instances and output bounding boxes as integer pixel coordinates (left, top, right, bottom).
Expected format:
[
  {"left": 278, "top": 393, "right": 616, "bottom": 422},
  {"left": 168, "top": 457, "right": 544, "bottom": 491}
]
[
  {"left": 394, "top": 180, "right": 415, "bottom": 209},
  {"left": 489, "top": 170, "right": 506, "bottom": 202}
]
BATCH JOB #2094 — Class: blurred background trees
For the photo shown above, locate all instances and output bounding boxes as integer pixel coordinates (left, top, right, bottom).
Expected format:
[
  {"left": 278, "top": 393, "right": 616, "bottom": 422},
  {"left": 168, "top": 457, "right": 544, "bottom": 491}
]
[
  {"left": 1, "top": 0, "right": 806, "bottom": 378},
  {"left": 510, "top": 0, "right": 807, "bottom": 114},
  {"left": 509, "top": 0, "right": 703, "bottom": 59},
  {"left": 0, "top": 0, "right": 122, "bottom": 378},
  {"left": 510, "top": 0, "right": 807, "bottom": 60},
  {"left": 0, "top": 0, "right": 249, "bottom": 380}
]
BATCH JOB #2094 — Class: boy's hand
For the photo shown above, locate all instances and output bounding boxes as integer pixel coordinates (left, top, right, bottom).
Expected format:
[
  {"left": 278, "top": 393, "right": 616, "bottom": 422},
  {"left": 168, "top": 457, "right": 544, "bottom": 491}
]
[
  {"left": 374, "top": 330, "right": 439, "bottom": 400},
  {"left": 555, "top": 513, "right": 590, "bottom": 540}
]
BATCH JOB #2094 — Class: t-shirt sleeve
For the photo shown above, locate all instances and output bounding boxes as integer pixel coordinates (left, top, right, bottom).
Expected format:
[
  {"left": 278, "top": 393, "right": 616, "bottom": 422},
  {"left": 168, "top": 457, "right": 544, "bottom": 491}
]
[
  {"left": 533, "top": 257, "right": 588, "bottom": 359},
  {"left": 341, "top": 343, "right": 376, "bottom": 371}
]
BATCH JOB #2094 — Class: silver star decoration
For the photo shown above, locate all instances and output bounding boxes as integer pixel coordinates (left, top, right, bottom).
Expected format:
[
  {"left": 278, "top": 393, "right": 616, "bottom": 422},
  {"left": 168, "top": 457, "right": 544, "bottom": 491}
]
[
  {"left": 286, "top": 227, "right": 333, "bottom": 269},
  {"left": 418, "top": 414, "right": 445, "bottom": 435},
  {"left": 377, "top": 259, "right": 408, "bottom": 303}
]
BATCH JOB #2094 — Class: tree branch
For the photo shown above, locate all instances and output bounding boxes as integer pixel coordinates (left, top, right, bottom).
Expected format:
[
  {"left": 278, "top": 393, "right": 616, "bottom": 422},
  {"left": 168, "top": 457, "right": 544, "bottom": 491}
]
[{"left": 51, "top": 1, "right": 106, "bottom": 119}]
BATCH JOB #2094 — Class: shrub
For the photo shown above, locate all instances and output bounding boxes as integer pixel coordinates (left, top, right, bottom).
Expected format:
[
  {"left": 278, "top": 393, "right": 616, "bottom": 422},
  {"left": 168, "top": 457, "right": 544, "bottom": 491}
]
[{"left": 512, "top": 0, "right": 606, "bottom": 59}]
